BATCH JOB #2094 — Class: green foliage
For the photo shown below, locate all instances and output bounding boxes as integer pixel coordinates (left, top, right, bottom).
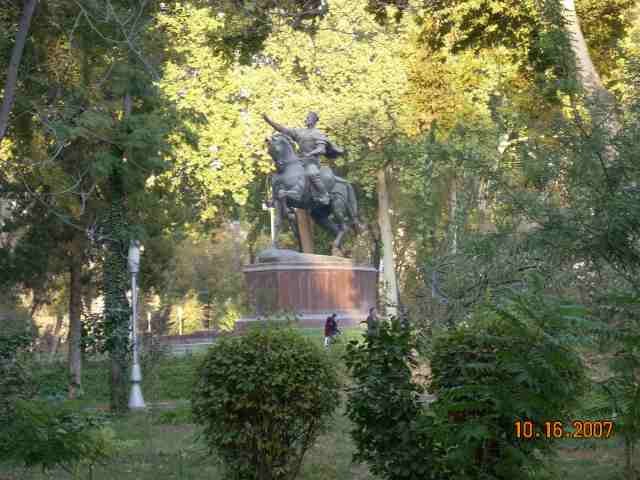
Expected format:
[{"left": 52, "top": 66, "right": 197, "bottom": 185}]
[
  {"left": 102, "top": 190, "right": 132, "bottom": 412},
  {"left": 32, "top": 355, "right": 202, "bottom": 403},
  {"left": 370, "top": 0, "right": 635, "bottom": 88},
  {"left": 154, "top": 404, "right": 194, "bottom": 425},
  {"left": 2, "top": 0, "right": 197, "bottom": 413},
  {"left": 345, "top": 317, "right": 444, "bottom": 480},
  {"left": 346, "top": 291, "right": 588, "bottom": 479},
  {"left": 150, "top": 356, "right": 201, "bottom": 401},
  {"left": 429, "top": 293, "right": 588, "bottom": 478},
  {"left": 203, "top": 0, "right": 329, "bottom": 64},
  {"left": 0, "top": 329, "right": 35, "bottom": 438},
  {"left": 161, "top": 229, "right": 247, "bottom": 334},
  {"left": 575, "top": 0, "right": 637, "bottom": 80},
  {"left": 407, "top": 7, "right": 640, "bottom": 323},
  {"left": 192, "top": 323, "right": 340, "bottom": 480},
  {"left": 586, "top": 291, "right": 640, "bottom": 474},
  {"left": 0, "top": 399, "right": 114, "bottom": 473}
]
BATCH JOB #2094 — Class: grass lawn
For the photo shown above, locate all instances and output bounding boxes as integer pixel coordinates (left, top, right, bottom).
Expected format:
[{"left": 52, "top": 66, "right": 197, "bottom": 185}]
[
  {"left": 552, "top": 440, "right": 627, "bottom": 480},
  {"left": 0, "top": 403, "right": 371, "bottom": 480},
  {"left": 0, "top": 405, "right": 627, "bottom": 480},
  {"left": 32, "top": 327, "right": 363, "bottom": 403},
  {"left": 0, "top": 325, "right": 632, "bottom": 479}
]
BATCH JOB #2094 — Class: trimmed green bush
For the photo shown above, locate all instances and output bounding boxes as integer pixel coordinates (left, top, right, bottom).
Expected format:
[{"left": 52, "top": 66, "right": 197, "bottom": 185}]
[{"left": 192, "top": 323, "right": 340, "bottom": 480}]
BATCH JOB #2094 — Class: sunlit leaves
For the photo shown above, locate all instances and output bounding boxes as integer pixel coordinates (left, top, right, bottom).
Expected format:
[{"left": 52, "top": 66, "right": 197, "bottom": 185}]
[
  {"left": 155, "top": 0, "right": 413, "bottom": 224},
  {"left": 241, "top": 0, "right": 412, "bottom": 182},
  {"left": 203, "top": 0, "right": 329, "bottom": 63}
]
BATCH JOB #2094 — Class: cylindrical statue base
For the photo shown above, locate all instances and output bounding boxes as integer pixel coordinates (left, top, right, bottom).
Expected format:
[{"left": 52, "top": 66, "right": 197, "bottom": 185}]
[{"left": 238, "top": 248, "right": 377, "bottom": 329}]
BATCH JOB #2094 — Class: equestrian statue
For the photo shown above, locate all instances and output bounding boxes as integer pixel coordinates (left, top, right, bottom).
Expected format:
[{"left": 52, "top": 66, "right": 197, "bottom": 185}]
[{"left": 262, "top": 112, "right": 362, "bottom": 256}]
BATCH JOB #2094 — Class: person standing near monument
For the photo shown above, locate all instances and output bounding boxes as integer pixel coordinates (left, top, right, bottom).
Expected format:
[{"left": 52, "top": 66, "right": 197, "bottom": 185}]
[
  {"left": 324, "top": 313, "right": 339, "bottom": 347},
  {"left": 262, "top": 112, "right": 344, "bottom": 206},
  {"left": 363, "top": 307, "right": 378, "bottom": 336},
  {"left": 324, "top": 314, "right": 333, "bottom": 347}
]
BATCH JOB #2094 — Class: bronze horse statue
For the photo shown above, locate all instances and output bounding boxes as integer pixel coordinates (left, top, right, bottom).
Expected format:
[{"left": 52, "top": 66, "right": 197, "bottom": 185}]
[{"left": 266, "top": 133, "right": 361, "bottom": 255}]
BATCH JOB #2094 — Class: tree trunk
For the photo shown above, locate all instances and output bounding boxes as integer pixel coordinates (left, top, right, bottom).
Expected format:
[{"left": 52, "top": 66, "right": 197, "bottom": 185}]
[
  {"left": 448, "top": 175, "right": 458, "bottom": 254},
  {"left": 369, "top": 221, "right": 382, "bottom": 302},
  {"left": 230, "top": 221, "right": 242, "bottom": 269},
  {"left": 106, "top": 91, "right": 132, "bottom": 413},
  {"left": 177, "top": 305, "right": 184, "bottom": 335},
  {"left": 295, "top": 209, "right": 314, "bottom": 253},
  {"left": 477, "top": 181, "right": 494, "bottom": 233},
  {"left": 377, "top": 168, "right": 398, "bottom": 316},
  {"left": 105, "top": 200, "right": 130, "bottom": 413},
  {"left": 0, "top": 0, "right": 38, "bottom": 144},
  {"left": 110, "top": 340, "right": 128, "bottom": 413},
  {"left": 67, "top": 235, "right": 84, "bottom": 399},
  {"left": 562, "top": 0, "right": 620, "bottom": 137},
  {"left": 29, "top": 291, "right": 44, "bottom": 318},
  {"left": 48, "top": 312, "right": 64, "bottom": 362}
]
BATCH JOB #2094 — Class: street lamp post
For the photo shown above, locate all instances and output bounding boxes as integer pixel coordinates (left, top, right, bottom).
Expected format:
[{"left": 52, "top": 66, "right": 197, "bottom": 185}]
[
  {"left": 128, "top": 240, "right": 146, "bottom": 409},
  {"left": 262, "top": 201, "right": 276, "bottom": 247}
]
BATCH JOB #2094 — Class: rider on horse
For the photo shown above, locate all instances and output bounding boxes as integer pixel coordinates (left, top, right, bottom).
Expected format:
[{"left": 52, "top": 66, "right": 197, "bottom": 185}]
[
  {"left": 262, "top": 112, "right": 344, "bottom": 206},
  {"left": 265, "top": 132, "right": 362, "bottom": 255}
]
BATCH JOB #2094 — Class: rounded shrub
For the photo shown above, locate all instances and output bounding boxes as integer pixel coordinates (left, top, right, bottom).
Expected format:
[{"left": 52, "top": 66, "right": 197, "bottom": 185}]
[{"left": 192, "top": 323, "right": 340, "bottom": 480}]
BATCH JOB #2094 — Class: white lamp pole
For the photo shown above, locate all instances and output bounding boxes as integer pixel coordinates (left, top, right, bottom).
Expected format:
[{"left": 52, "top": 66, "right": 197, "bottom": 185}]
[
  {"left": 128, "top": 240, "right": 146, "bottom": 409},
  {"left": 262, "top": 201, "right": 276, "bottom": 247}
]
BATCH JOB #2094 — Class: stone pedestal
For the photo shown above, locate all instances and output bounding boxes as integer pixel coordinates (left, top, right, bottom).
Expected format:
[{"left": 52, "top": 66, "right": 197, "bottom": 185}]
[{"left": 238, "top": 248, "right": 377, "bottom": 329}]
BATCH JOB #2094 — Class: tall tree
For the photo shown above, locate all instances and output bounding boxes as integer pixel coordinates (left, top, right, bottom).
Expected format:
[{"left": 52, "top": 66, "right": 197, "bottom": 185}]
[
  {"left": 0, "top": 0, "right": 37, "bottom": 143},
  {"left": 377, "top": 167, "right": 399, "bottom": 314},
  {"left": 1, "top": 0, "right": 180, "bottom": 409}
]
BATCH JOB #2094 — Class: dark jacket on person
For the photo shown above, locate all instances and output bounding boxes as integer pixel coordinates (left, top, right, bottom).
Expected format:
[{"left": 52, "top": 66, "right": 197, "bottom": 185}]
[
  {"left": 324, "top": 317, "right": 334, "bottom": 336},
  {"left": 325, "top": 316, "right": 338, "bottom": 336}
]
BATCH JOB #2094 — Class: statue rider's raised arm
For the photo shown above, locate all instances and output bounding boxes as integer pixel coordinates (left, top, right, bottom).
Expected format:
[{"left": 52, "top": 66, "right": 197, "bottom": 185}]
[{"left": 262, "top": 114, "right": 299, "bottom": 141}]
